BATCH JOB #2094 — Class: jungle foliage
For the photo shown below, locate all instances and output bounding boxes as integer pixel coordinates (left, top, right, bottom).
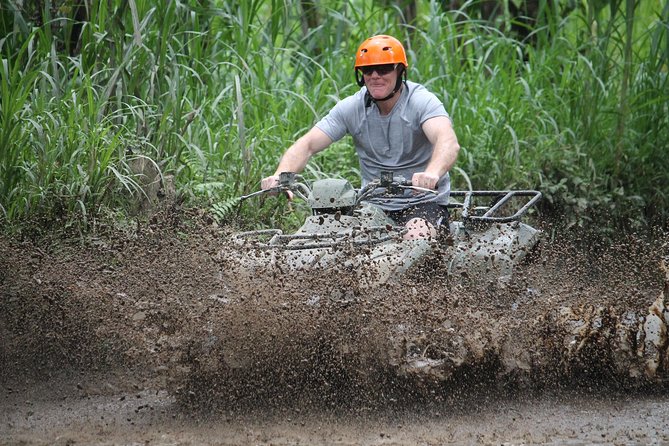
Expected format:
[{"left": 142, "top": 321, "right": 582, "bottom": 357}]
[{"left": 1, "top": 0, "right": 667, "bottom": 235}]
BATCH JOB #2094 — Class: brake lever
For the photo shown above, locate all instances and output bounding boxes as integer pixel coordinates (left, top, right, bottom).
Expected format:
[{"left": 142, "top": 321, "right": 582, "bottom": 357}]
[
  {"left": 239, "top": 187, "right": 283, "bottom": 201},
  {"left": 397, "top": 184, "right": 437, "bottom": 195},
  {"left": 240, "top": 181, "right": 311, "bottom": 202}
]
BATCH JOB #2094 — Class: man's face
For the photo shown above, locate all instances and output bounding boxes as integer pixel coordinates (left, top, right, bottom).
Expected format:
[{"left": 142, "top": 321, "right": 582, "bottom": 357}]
[{"left": 361, "top": 64, "right": 398, "bottom": 99}]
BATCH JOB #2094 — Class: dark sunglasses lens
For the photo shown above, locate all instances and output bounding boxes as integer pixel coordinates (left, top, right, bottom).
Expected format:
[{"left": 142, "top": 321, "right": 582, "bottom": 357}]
[
  {"left": 377, "top": 64, "right": 395, "bottom": 74},
  {"left": 362, "top": 64, "right": 395, "bottom": 75}
]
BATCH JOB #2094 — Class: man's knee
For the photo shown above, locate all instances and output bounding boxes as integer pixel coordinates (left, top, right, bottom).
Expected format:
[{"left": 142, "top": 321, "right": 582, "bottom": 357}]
[{"left": 404, "top": 217, "right": 437, "bottom": 240}]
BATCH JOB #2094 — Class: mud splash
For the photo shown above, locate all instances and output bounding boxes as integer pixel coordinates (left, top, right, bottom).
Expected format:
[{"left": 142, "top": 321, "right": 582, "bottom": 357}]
[
  {"left": 1, "top": 216, "right": 667, "bottom": 417},
  {"left": 176, "top": 232, "right": 669, "bottom": 411}
]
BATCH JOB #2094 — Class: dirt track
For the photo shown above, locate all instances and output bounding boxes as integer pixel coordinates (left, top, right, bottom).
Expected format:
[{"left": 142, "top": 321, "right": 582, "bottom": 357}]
[
  {"left": 1, "top": 210, "right": 668, "bottom": 445},
  {"left": 3, "top": 380, "right": 669, "bottom": 445}
]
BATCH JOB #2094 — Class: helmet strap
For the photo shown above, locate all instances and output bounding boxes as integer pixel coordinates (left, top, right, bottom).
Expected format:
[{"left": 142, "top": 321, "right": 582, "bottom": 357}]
[{"left": 356, "top": 69, "right": 365, "bottom": 87}]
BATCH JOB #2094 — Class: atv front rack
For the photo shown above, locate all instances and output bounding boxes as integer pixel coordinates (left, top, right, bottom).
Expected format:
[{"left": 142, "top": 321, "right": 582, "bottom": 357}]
[
  {"left": 449, "top": 190, "right": 541, "bottom": 224},
  {"left": 232, "top": 226, "right": 405, "bottom": 250}
]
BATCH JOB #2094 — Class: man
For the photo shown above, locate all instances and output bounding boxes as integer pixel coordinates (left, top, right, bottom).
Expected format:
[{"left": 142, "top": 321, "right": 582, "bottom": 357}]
[{"left": 261, "top": 35, "right": 460, "bottom": 240}]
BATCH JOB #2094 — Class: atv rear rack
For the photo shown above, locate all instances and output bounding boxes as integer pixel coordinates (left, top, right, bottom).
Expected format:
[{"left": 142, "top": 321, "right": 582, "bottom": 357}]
[{"left": 449, "top": 190, "right": 541, "bottom": 224}]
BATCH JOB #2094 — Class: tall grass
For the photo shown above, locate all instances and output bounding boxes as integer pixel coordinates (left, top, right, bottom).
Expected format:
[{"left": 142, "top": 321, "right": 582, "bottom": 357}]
[
  {"left": 0, "top": 0, "right": 667, "bottom": 234},
  {"left": 414, "top": 0, "right": 669, "bottom": 233}
]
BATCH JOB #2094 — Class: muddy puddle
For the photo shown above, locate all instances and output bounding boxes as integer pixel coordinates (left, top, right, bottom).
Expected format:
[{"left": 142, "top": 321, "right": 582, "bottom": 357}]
[
  {"left": 3, "top": 379, "right": 669, "bottom": 445},
  {"left": 1, "top": 215, "right": 668, "bottom": 445}
]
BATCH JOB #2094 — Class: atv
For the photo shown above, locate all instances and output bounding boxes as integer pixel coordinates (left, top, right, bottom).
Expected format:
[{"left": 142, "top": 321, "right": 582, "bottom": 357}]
[{"left": 230, "top": 171, "right": 542, "bottom": 286}]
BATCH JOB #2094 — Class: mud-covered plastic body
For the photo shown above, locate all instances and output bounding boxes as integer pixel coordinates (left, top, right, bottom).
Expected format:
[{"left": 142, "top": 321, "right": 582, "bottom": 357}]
[
  {"left": 231, "top": 173, "right": 542, "bottom": 285},
  {"left": 446, "top": 190, "right": 542, "bottom": 281}
]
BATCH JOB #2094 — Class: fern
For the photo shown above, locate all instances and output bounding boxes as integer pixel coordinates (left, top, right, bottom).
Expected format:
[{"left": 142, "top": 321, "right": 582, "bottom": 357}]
[{"left": 210, "top": 196, "right": 242, "bottom": 224}]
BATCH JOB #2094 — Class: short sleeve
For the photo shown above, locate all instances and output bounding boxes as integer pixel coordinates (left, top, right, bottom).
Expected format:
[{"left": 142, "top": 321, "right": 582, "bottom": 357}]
[
  {"left": 416, "top": 89, "right": 449, "bottom": 126},
  {"left": 314, "top": 95, "right": 359, "bottom": 142}
]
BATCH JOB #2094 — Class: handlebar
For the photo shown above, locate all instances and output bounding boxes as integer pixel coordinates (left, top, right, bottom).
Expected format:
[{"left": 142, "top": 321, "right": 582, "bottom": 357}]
[
  {"left": 356, "top": 172, "right": 437, "bottom": 205},
  {"left": 242, "top": 171, "right": 436, "bottom": 205}
]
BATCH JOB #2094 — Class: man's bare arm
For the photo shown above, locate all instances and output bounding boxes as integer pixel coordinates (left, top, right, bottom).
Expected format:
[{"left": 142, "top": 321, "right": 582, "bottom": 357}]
[
  {"left": 261, "top": 127, "right": 333, "bottom": 190},
  {"left": 412, "top": 116, "right": 460, "bottom": 189}
]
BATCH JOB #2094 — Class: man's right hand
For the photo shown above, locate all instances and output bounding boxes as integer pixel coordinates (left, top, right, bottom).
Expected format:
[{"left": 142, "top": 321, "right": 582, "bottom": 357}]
[
  {"left": 261, "top": 175, "right": 280, "bottom": 191},
  {"left": 261, "top": 175, "right": 293, "bottom": 199}
]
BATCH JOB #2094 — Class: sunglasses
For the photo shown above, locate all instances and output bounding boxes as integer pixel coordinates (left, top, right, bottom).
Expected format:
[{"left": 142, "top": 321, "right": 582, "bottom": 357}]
[{"left": 360, "top": 63, "right": 397, "bottom": 76}]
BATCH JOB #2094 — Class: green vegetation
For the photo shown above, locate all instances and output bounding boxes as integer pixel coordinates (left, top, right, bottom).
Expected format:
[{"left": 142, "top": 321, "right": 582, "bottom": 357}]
[{"left": 1, "top": 0, "right": 667, "bottom": 235}]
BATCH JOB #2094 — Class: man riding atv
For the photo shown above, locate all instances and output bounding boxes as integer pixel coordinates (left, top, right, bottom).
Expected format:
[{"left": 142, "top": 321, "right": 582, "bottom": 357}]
[{"left": 261, "top": 34, "right": 460, "bottom": 240}]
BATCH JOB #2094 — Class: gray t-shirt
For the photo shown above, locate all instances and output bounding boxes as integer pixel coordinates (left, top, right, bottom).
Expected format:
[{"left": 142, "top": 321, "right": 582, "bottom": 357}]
[{"left": 315, "top": 81, "right": 451, "bottom": 211}]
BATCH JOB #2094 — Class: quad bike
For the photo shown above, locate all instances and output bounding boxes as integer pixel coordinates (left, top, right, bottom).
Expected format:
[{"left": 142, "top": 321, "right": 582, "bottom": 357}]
[
  {"left": 230, "top": 172, "right": 542, "bottom": 286},
  {"left": 217, "top": 176, "right": 669, "bottom": 387}
]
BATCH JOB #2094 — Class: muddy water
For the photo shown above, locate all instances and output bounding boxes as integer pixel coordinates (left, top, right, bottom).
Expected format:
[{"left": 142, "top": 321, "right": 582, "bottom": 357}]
[
  {"left": 2, "top": 381, "right": 669, "bottom": 445},
  {"left": 1, "top": 221, "right": 668, "bottom": 445}
]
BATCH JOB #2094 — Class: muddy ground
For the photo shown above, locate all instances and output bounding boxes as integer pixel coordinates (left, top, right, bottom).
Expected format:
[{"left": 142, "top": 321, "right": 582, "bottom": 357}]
[{"left": 1, "top": 209, "right": 668, "bottom": 445}]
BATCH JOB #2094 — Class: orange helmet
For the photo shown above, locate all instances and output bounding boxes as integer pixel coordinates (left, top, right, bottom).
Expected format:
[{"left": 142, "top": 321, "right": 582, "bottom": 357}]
[
  {"left": 354, "top": 35, "right": 408, "bottom": 69},
  {"left": 354, "top": 35, "right": 408, "bottom": 97}
]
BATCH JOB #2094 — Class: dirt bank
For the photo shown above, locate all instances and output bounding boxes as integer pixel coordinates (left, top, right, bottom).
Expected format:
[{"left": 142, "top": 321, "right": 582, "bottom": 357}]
[{"left": 1, "top": 210, "right": 668, "bottom": 444}]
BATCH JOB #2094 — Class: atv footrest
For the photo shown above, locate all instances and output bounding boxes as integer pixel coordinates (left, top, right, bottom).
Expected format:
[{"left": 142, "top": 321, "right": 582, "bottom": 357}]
[{"left": 235, "top": 226, "right": 404, "bottom": 250}]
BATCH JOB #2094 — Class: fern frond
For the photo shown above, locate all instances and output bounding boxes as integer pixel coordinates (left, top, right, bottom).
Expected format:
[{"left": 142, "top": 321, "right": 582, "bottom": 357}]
[{"left": 210, "top": 196, "right": 242, "bottom": 223}]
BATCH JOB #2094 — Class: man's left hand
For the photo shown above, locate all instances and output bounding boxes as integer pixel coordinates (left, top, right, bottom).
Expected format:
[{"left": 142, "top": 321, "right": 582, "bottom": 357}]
[{"left": 411, "top": 172, "right": 440, "bottom": 190}]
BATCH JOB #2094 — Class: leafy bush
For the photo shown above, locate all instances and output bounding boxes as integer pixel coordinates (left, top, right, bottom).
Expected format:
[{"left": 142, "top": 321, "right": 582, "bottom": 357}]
[{"left": 0, "top": 0, "right": 667, "bottom": 235}]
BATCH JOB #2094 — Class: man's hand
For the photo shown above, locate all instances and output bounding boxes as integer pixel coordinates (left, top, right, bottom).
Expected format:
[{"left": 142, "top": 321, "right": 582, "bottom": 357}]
[
  {"left": 411, "top": 172, "right": 440, "bottom": 190},
  {"left": 261, "top": 175, "right": 280, "bottom": 191},
  {"left": 261, "top": 175, "right": 293, "bottom": 199}
]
